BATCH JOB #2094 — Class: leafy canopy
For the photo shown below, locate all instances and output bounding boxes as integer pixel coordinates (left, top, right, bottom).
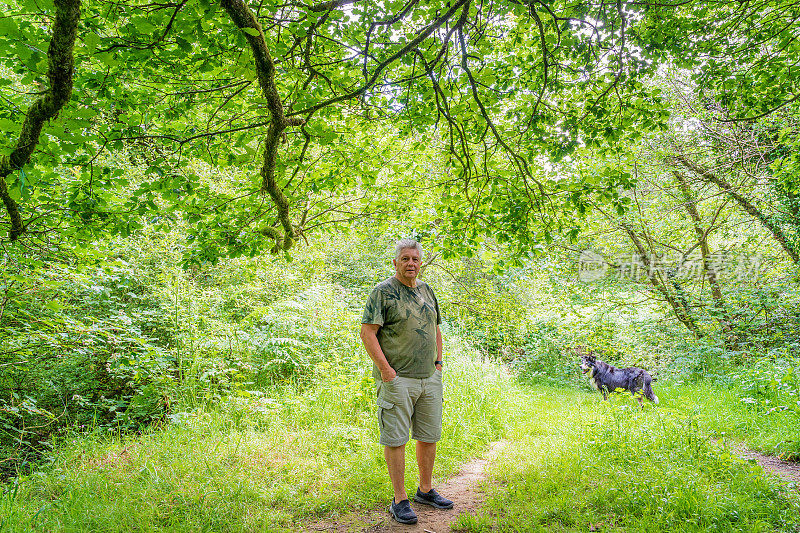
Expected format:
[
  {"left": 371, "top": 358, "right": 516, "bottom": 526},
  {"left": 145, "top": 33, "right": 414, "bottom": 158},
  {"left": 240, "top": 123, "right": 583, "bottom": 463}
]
[{"left": 0, "top": 0, "right": 797, "bottom": 261}]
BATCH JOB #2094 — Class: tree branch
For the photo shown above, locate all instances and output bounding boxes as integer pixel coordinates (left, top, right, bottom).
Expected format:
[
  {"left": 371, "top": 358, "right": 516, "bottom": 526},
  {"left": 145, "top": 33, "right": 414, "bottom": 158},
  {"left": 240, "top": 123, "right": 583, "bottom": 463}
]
[
  {"left": 0, "top": 0, "right": 81, "bottom": 242},
  {"left": 675, "top": 155, "right": 799, "bottom": 263},
  {"left": 288, "top": 0, "right": 472, "bottom": 117},
  {"left": 221, "top": 0, "right": 307, "bottom": 251}
]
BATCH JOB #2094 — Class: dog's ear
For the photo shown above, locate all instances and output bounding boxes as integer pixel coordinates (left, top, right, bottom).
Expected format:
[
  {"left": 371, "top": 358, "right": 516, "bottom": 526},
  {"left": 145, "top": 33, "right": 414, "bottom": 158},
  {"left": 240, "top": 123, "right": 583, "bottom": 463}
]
[{"left": 588, "top": 355, "right": 596, "bottom": 363}]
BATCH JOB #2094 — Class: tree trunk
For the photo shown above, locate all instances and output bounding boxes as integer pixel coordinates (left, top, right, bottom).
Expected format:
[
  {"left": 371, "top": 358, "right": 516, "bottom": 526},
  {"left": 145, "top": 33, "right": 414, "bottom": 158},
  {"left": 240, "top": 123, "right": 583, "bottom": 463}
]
[
  {"left": 673, "top": 171, "right": 736, "bottom": 343},
  {"left": 621, "top": 223, "right": 704, "bottom": 338},
  {"left": 220, "top": 0, "right": 306, "bottom": 252},
  {"left": 675, "top": 156, "right": 799, "bottom": 263},
  {"left": 0, "top": 0, "right": 81, "bottom": 241}
]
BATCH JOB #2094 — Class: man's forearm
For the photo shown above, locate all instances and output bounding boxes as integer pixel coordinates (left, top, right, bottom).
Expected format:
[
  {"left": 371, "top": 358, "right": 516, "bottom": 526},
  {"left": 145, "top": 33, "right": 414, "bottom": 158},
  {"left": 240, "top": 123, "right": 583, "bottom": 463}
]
[
  {"left": 363, "top": 334, "right": 392, "bottom": 373},
  {"left": 436, "top": 326, "right": 443, "bottom": 361},
  {"left": 360, "top": 324, "right": 395, "bottom": 380}
]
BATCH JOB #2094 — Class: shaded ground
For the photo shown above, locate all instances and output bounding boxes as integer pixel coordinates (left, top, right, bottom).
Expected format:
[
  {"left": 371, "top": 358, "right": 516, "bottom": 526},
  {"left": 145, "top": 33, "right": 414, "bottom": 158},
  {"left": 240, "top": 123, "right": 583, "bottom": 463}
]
[{"left": 307, "top": 442, "right": 506, "bottom": 533}]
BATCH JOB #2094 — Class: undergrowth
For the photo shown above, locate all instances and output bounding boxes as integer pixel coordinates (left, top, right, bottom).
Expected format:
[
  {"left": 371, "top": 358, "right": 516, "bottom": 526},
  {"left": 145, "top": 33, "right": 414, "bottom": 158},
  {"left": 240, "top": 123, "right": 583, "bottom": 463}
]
[
  {"left": 669, "top": 380, "right": 800, "bottom": 461},
  {"left": 5, "top": 362, "right": 800, "bottom": 532},
  {"left": 3, "top": 358, "right": 800, "bottom": 533}
]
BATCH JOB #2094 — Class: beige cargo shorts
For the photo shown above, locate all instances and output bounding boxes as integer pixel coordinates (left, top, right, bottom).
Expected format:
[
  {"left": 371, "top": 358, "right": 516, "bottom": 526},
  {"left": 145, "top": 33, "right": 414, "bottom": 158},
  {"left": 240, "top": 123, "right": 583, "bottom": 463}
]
[{"left": 375, "top": 370, "right": 444, "bottom": 447}]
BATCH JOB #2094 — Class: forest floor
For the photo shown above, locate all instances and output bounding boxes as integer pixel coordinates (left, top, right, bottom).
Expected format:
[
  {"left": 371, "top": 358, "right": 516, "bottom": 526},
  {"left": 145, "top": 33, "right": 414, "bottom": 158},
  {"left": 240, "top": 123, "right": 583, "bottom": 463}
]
[{"left": 307, "top": 440, "right": 799, "bottom": 533}]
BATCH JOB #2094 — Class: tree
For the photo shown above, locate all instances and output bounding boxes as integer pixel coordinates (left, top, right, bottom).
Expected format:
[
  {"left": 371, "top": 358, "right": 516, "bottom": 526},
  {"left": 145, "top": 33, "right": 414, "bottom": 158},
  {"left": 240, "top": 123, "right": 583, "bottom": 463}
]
[
  {"left": 559, "top": 69, "right": 800, "bottom": 342},
  {"left": 661, "top": 78, "right": 800, "bottom": 264},
  {"left": 0, "top": 0, "right": 797, "bottom": 261}
]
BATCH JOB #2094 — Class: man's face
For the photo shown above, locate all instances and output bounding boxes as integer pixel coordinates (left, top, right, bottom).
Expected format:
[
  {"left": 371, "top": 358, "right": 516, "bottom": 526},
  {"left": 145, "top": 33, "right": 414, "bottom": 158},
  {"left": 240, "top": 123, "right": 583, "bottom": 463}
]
[{"left": 394, "top": 247, "right": 421, "bottom": 285}]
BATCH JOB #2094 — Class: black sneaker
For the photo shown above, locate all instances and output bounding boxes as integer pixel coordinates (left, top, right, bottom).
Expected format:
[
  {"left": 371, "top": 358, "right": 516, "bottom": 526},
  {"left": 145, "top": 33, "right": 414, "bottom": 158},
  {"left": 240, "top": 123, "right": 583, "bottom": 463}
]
[
  {"left": 414, "top": 487, "right": 454, "bottom": 509},
  {"left": 388, "top": 498, "right": 418, "bottom": 524}
]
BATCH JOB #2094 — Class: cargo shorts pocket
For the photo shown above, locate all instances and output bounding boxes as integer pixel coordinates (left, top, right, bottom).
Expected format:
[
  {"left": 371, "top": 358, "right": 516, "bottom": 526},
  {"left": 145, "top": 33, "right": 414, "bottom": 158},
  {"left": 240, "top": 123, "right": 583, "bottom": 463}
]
[{"left": 377, "top": 397, "right": 394, "bottom": 432}]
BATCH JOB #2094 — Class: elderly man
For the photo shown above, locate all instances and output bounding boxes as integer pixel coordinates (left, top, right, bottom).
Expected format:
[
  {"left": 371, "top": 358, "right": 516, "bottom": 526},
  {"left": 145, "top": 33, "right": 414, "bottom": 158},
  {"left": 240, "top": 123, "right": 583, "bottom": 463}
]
[{"left": 360, "top": 238, "right": 453, "bottom": 525}]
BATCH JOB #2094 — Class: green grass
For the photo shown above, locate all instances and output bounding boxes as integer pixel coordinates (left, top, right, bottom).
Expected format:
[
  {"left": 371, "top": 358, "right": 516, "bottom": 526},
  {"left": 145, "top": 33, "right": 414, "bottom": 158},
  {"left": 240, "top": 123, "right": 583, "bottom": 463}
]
[
  {"left": 667, "top": 381, "right": 800, "bottom": 459},
  {"left": 0, "top": 343, "right": 516, "bottom": 532},
  {"left": 3, "top": 354, "right": 800, "bottom": 532},
  {"left": 455, "top": 382, "right": 800, "bottom": 532}
]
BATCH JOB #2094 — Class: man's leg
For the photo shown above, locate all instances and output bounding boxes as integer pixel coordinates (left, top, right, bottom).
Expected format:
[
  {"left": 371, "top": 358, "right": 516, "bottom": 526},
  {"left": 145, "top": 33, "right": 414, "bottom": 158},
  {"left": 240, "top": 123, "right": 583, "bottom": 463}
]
[
  {"left": 416, "top": 440, "right": 436, "bottom": 493},
  {"left": 413, "top": 438, "right": 453, "bottom": 509},
  {"left": 385, "top": 444, "right": 407, "bottom": 502},
  {"left": 410, "top": 373, "right": 452, "bottom": 510},
  {"left": 411, "top": 372, "right": 443, "bottom": 493}
]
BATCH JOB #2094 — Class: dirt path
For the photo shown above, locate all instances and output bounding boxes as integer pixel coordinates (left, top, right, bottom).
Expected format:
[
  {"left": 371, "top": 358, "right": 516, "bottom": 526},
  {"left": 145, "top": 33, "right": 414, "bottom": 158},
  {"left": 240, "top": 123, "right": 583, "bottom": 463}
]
[
  {"left": 307, "top": 442, "right": 505, "bottom": 533},
  {"left": 728, "top": 443, "right": 800, "bottom": 485}
]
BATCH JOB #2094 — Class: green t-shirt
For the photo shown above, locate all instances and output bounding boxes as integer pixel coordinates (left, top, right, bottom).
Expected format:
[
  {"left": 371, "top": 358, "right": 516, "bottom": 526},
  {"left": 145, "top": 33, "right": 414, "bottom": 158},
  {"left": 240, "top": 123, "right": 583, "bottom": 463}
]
[{"left": 362, "top": 277, "right": 442, "bottom": 380}]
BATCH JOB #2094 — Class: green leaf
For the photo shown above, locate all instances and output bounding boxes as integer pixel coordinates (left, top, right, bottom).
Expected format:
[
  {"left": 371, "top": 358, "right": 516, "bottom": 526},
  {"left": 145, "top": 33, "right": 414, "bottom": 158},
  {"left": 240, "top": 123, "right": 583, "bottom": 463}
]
[
  {"left": 84, "top": 32, "right": 100, "bottom": 51},
  {"left": 0, "top": 118, "right": 21, "bottom": 132}
]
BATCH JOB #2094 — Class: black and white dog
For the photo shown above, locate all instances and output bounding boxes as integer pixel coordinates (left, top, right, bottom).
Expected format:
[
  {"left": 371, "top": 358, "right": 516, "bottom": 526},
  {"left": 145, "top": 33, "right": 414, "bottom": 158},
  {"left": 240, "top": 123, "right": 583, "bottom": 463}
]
[{"left": 580, "top": 354, "right": 659, "bottom": 405}]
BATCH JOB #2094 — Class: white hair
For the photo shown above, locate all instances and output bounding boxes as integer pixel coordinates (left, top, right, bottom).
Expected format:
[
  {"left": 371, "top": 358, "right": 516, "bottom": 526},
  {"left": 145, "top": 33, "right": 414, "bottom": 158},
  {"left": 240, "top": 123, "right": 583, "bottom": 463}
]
[{"left": 394, "top": 238, "right": 423, "bottom": 260}]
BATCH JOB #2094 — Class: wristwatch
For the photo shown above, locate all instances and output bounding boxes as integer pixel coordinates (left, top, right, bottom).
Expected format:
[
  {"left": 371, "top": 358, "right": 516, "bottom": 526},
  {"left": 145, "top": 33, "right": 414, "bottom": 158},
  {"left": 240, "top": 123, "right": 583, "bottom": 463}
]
[{"left": 435, "top": 360, "right": 443, "bottom": 367}]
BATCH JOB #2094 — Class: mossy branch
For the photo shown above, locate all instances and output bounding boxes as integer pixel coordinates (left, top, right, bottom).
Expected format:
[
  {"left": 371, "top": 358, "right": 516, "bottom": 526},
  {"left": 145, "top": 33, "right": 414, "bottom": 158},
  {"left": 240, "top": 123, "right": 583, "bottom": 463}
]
[
  {"left": 0, "top": 0, "right": 81, "bottom": 242},
  {"left": 220, "top": 0, "right": 305, "bottom": 252}
]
